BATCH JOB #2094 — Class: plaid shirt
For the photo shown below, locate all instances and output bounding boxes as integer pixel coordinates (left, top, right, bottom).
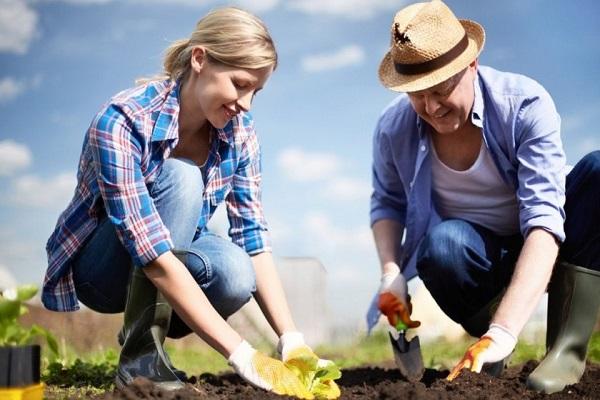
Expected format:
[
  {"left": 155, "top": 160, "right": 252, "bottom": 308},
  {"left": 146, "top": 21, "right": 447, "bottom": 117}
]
[{"left": 43, "top": 79, "right": 271, "bottom": 311}]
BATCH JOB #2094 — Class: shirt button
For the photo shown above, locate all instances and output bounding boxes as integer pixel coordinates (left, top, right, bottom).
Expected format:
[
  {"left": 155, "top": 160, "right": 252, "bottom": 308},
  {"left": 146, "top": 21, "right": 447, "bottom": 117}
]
[{"left": 420, "top": 145, "right": 427, "bottom": 151}]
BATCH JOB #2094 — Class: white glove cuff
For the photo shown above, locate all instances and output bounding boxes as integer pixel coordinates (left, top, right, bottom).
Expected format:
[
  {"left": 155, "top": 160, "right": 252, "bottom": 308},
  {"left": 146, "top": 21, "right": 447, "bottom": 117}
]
[
  {"left": 278, "top": 331, "right": 305, "bottom": 358},
  {"left": 486, "top": 323, "right": 517, "bottom": 349},
  {"left": 228, "top": 340, "right": 256, "bottom": 369},
  {"left": 380, "top": 269, "right": 400, "bottom": 288}
]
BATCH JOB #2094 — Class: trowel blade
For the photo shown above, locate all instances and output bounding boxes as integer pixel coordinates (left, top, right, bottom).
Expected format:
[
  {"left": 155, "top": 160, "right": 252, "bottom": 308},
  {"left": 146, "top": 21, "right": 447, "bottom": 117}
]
[{"left": 389, "top": 331, "right": 424, "bottom": 382}]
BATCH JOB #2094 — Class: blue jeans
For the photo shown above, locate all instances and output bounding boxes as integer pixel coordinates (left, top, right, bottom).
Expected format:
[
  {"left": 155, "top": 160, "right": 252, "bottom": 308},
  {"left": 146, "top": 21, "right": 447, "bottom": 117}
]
[
  {"left": 416, "top": 151, "right": 600, "bottom": 334},
  {"left": 71, "top": 158, "right": 256, "bottom": 338}
]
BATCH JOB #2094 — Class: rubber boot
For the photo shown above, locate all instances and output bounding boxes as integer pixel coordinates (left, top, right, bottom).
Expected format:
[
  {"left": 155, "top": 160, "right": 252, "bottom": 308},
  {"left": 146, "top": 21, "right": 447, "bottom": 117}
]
[
  {"left": 461, "top": 291, "right": 508, "bottom": 377},
  {"left": 527, "top": 262, "right": 600, "bottom": 394},
  {"left": 116, "top": 266, "right": 185, "bottom": 390}
]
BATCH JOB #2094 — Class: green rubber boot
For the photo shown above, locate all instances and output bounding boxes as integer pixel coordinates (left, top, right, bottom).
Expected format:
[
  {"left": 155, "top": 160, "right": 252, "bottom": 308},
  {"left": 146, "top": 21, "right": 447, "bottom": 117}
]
[
  {"left": 116, "top": 266, "right": 185, "bottom": 390},
  {"left": 526, "top": 262, "right": 600, "bottom": 394}
]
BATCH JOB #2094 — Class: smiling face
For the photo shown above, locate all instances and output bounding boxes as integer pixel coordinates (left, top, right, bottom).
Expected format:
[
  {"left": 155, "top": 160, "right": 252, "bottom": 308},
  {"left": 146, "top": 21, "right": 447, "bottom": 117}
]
[
  {"left": 184, "top": 47, "right": 273, "bottom": 129},
  {"left": 407, "top": 60, "right": 478, "bottom": 135}
]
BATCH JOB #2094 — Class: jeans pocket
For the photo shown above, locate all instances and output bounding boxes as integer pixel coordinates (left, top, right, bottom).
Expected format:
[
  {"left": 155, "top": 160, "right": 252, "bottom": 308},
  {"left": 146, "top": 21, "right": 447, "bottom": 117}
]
[{"left": 75, "top": 282, "right": 124, "bottom": 314}]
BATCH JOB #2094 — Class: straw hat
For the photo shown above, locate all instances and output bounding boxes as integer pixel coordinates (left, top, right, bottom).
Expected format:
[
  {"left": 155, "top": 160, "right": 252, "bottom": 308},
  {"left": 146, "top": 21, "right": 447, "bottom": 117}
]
[{"left": 378, "top": 0, "right": 485, "bottom": 92}]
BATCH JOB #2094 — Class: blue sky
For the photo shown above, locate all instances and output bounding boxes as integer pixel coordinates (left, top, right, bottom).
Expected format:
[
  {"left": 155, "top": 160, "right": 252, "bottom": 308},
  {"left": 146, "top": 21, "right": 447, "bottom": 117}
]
[{"left": 1, "top": 0, "right": 599, "bottom": 328}]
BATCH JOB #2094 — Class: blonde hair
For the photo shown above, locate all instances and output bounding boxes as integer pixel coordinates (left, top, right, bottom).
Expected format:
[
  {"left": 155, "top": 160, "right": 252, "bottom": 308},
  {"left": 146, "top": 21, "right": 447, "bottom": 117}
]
[{"left": 141, "top": 7, "right": 276, "bottom": 84}]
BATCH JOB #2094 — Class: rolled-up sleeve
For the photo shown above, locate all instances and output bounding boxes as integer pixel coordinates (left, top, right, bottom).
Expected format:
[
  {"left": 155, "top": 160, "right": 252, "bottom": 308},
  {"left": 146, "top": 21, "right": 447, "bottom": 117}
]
[
  {"left": 226, "top": 131, "right": 271, "bottom": 255},
  {"left": 515, "top": 91, "right": 566, "bottom": 242},
  {"left": 370, "top": 123, "right": 408, "bottom": 227},
  {"left": 88, "top": 104, "right": 173, "bottom": 266}
]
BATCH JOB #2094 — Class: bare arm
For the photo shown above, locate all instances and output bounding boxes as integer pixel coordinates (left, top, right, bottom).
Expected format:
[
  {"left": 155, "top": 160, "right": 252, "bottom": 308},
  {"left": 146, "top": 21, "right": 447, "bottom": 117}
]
[
  {"left": 251, "top": 251, "right": 297, "bottom": 336},
  {"left": 372, "top": 219, "right": 405, "bottom": 275},
  {"left": 143, "top": 251, "right": 243, "bottom": 358},
  {"left": 492, "top": 228, "right": 559, "bottom": 336}
]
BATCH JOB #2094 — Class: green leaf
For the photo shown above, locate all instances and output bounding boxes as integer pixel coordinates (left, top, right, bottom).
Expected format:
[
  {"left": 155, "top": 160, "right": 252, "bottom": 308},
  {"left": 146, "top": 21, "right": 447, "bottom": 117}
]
[
  {"left": 0, "top": 299, "right": 21, "bottom": 322},
  {"left": 16, "top": 285, "right": 38, "bottom": 301}
]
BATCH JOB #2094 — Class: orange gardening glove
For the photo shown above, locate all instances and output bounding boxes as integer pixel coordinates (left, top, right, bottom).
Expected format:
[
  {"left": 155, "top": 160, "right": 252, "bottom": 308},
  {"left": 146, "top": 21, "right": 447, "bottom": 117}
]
[
  {"left": 378, "top": 267, "right": 420, "bottom": 330},
  {"left": 228, "top": 340, "right": 314, "bottom": 399},
  {"left": 447, "top": 324, "right": 517, "bottom": 381}
]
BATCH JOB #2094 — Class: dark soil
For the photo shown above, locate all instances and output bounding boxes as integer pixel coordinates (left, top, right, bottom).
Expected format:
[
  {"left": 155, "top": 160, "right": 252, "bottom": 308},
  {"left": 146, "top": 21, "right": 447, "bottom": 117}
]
[{"left": 47, "top": 361, "right": 599, "bottom": 399}]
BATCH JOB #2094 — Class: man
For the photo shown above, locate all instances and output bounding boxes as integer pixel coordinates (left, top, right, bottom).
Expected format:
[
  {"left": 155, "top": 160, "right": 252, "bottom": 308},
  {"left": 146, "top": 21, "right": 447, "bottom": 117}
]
[{"left": 368, "top": 0, "right": 600, "bottom": 394}]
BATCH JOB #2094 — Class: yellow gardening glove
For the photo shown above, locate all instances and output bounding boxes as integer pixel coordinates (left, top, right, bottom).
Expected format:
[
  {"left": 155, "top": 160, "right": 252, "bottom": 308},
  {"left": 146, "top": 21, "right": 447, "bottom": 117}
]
[
  {"left": 279, "top": 332, "right": 341, "bottom": 399},
  {"left": 228, "top": 340, "right": 313, "bottom": 399},
  {"left": 447, "top": 324, "right": 516, "bottom": 381}
]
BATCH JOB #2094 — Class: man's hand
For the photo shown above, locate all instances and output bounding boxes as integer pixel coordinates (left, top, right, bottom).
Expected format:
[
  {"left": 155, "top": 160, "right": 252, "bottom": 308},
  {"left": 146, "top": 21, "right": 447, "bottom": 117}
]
[
  {"left": 378, "top": 267, "right": 421, "bottom": 330},
  {"left": 228, "top": 340, "right": 313, "bottom": 399},
  {"left": 447, "top": 324, "right": 517, "bottom": 381}
]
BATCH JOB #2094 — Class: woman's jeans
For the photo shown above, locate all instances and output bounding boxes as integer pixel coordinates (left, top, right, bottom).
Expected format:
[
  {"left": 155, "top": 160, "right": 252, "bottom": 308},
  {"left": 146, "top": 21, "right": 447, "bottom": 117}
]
[
  {"left": 416, "top": 151, "right": 600, "bottom": 333},
  {"left": 71, "top": 158, "right": 256, "bottom": 338}
]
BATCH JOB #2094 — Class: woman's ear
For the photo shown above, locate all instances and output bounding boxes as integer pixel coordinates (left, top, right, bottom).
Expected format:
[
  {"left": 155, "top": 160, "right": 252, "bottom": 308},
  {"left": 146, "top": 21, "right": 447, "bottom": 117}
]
[{"left": 190, "top": 46, "right": 207, "bottom": 73}]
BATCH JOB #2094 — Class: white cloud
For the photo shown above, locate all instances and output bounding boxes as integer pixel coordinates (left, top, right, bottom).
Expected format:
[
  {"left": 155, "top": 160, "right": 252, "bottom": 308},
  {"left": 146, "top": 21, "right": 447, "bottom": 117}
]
[
  {"left": 302, "top": 44, "right": 365, "bottom": 72},
  {"left": 0, "top": 140, "right": 32, "bottom": 175},
  {"left": 304, "top": 211, "right": 373, "bottom": 251},
  {"left": 288, "top": 0, "right": 407, "bottom": 19},
  {"left": 325, "top": 177, "right": 371, "bottom": 201},
  {"left": 0, "top": 77, "right": 25, "bottom": 103},
  {"left": 277, "top": 147, "right": 341, "bottom": 182},
  {"left": 0, "top": 75, "right": 43, "bottom": 104},
  {"left": 235, "top": 0, "right": 279, "bottom": 13},
  {"left": 0, "top": 0, "right": 38, "bottom": 54},
  {"left": 7, "top": 172, "right": 77, "bottom": 209}
]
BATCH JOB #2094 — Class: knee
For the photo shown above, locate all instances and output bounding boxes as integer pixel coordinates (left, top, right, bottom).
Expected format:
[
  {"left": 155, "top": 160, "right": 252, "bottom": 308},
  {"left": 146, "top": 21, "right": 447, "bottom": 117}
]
[
  {"left": 218, "top": 250, "right": 256, "bottom": 304},
  {"left": 156, "top": 158, "right": 203, "bottom": 204},
  {"left": 579, "top": 151, "right": 600, "bottom": 182},
  {"left": 417, "top": 220, "right": 473, "bottom": 277}
]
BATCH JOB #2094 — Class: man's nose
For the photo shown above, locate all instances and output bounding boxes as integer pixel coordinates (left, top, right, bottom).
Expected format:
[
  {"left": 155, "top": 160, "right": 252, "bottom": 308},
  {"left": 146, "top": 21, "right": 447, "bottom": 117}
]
[{"left": 424, "top": 95, "right": 441, "bottom": 115}]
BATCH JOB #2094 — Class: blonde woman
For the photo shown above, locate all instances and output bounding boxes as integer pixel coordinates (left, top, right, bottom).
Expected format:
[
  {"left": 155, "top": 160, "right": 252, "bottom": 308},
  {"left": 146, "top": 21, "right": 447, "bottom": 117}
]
[{"left": 42, "top": 8, "right": 334, "bottom": 398}]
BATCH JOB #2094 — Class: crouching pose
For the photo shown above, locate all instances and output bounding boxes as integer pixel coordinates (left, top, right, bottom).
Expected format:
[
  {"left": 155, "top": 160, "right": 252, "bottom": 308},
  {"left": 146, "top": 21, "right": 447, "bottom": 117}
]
[
  {"left": 42, "top": 8, "right": 339, "bottom": 399},
  {"left": 368, "top": 0, "right": 599, "bottom": 393}
]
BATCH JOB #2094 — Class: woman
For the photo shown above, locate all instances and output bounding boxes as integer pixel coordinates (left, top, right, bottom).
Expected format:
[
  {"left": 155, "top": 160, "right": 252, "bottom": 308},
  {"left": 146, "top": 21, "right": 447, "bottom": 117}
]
[{"left": 43, "top": 8, "right": 335, "bottom": 398}]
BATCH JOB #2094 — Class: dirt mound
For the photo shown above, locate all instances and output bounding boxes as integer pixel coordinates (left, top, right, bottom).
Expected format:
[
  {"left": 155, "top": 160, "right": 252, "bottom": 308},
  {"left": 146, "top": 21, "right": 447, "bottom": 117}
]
[{"left": 48, "top": 361, "right": 599, "bottom": 399}]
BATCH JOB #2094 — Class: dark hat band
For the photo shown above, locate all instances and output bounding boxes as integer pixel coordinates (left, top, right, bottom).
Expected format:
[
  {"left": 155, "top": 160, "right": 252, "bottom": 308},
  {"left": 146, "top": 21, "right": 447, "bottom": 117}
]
[{"left": 394, "top": 33, "right": 469, "bottom": 75}]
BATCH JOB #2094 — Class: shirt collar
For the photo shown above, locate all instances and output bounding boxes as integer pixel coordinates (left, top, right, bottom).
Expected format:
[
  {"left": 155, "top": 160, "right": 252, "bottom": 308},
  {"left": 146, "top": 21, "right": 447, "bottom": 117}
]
[
  {"left": 151, "top": 79, "right": 181, "bottom": 142},
  {"left": 471, "top": 73, "right": 484, "bottom": 128}
]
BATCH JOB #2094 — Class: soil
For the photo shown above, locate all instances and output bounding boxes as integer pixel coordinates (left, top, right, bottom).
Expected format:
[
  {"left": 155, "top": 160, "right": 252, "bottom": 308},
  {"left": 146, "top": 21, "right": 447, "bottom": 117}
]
[{"left": 51, "top": 361, "right": 598, "bottom": 400}]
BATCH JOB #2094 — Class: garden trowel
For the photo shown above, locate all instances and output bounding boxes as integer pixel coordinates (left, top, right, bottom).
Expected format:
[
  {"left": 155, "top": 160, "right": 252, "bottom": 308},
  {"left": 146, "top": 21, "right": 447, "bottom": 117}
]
[{"left": 389, "top": 322, "right": 424, "bottom": 382}]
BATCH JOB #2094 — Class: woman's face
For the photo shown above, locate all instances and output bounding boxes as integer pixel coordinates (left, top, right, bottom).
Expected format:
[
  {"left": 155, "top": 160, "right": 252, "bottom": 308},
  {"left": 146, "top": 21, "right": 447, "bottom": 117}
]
[
  {"left": 189, "top": 49, "right": 273, "bottom": 129},
  {"left": 407, "top": 60, "right": 478, "bottom": 135}
]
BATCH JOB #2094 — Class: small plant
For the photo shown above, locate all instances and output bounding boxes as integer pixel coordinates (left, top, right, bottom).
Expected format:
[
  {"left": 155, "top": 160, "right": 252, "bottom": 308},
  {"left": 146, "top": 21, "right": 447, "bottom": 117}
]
[{"left": 0, "top": 284, "right": 58, "bottom": 355}]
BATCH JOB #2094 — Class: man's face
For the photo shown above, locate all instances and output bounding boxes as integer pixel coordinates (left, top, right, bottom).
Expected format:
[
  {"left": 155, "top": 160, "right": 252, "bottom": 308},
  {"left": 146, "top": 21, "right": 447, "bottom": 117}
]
[{"left": 407, "top": 61, "right": 477, "bottom": 135}]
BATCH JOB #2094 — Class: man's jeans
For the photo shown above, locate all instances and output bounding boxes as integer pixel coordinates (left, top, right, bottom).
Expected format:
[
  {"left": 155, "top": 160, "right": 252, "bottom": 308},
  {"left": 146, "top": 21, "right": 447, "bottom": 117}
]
[
  {"left": 416, "top": 151, "right": 600, "bottom": 333},
  {"left": 71, "top": 158, "right": 256, "bottom": 338}
]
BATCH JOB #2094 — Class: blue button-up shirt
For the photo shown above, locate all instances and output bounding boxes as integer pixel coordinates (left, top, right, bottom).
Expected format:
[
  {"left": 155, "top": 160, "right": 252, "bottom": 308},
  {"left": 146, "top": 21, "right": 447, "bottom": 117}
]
[
  {"left": 370, "top": 65, "right": 566, "bottom": 281},
  {"left": 44, "top": 79, "right": 271, "bottom": 311}
]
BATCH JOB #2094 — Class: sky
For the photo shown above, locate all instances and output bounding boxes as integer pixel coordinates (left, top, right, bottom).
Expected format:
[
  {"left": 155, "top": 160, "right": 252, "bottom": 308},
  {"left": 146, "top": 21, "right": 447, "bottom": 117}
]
[{"left": 1, "top": 0, "right": 599, "bottom": 330}]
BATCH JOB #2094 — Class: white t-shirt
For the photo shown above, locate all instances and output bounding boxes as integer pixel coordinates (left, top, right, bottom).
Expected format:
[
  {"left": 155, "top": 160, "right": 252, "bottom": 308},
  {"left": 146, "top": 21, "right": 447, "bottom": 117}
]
[{"left": 430, "top": 139, "right": 520, "bottom": 236}]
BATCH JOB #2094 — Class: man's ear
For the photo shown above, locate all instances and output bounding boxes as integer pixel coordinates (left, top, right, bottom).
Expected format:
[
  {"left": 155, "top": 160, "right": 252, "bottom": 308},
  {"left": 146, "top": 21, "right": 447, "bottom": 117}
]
[{"left": 190, "top": 46, "right": 207, "bottom": 73}]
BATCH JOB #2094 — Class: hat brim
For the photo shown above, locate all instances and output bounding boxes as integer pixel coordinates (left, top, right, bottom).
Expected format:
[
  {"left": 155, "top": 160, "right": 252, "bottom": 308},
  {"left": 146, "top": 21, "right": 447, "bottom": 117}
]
[{"left": 378, "top": 20, "right": 485, "bottom": 92}]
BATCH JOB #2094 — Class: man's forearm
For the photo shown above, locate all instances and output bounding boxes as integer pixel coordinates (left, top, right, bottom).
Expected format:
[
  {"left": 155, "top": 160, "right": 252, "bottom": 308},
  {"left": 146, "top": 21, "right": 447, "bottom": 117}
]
[
  {"left": 251, "top": 251, "right": 297, "bottom": 337},
  {"left": 492, "top": 228, "right": 559, "bottom": 337},
  {"left": 372, "top": 219, "right": 405, "bottom": 274}
]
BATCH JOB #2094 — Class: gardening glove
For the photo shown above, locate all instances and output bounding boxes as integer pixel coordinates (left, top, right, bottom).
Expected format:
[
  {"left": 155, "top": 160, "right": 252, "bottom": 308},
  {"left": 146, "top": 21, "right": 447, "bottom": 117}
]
[
  {"left": 228, "top": 340, "right": 314, "bottom": 399},
  {"left": 447, "top": 323, "right": 517, "bottom": 381},
  {"left": 278, "top": 332, "right": 342, "bottom": 399},
  {"left": 378, "top": 267, "right": 421, "bottom": 330}
]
